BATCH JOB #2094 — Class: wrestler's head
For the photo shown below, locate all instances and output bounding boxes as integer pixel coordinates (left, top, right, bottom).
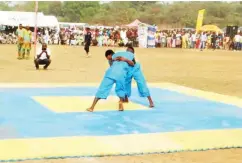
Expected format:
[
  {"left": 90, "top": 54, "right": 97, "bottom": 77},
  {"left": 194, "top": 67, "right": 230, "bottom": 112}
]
[
  {"left": 126, "top": 46, "right": 134, "bottom": 54},
  {"left": 105, "top": 49, "right": 114, "bottom": 61}
]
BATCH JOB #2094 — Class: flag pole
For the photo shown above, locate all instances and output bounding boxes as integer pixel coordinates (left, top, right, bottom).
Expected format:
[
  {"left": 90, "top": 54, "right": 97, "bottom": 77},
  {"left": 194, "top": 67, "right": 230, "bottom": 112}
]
[{"left": 34, "top": 1, "right": 38, "bottom": 57}]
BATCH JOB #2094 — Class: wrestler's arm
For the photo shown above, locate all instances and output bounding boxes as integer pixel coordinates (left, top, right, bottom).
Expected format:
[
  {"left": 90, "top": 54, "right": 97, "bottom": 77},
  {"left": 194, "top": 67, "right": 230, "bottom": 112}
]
[
  {"left": 113, "top": 57, "right": 134, "bottom": 66},
  {"left": 124, "top": 58, "right": 134, "bottom": 66},
  {"left": 132, "top": 58, "right": 136, "bottom": 64},
  {"left": 108, "top": 60, "right": 113, "bottom": 66}
]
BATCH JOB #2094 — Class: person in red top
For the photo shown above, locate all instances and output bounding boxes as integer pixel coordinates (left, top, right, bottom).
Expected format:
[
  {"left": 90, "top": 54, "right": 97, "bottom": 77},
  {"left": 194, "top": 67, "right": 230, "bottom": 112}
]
[{"left": 126, "top": 29, "right": 132, "bottom": 40}]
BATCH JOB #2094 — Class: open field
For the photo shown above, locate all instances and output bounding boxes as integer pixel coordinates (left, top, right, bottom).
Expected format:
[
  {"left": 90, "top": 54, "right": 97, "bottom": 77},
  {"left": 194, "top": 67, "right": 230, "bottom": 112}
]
[
  {"left": 0, "top": 45, "right": 242, "bottom": 163},
  {"left": 0, "top": 45, "right": 242, "bottom": 97}
]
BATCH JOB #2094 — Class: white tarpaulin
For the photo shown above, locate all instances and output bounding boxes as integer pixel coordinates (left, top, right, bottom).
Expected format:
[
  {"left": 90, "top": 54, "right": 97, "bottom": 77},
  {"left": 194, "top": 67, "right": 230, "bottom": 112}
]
[
  {"left": 0, "top": 11, "right": 59, "bottom": 27},
  {"left": 38, "top": 16, "right": 59, "bottom": 27},
  {"left": 138, "top": 23, "right": 148, "bottom": 48}
]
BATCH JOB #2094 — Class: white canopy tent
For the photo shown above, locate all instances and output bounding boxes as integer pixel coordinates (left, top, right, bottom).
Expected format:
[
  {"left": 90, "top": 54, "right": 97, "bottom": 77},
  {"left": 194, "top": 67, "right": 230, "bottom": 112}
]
[
  {"left": 0, "top": 11, "right": 59, "bottom": 28},
  {"left": 59, "top": 22, "right": 88, "bottom": 28},
  {"left": 38, "top": 15, "right": 59, "bottom": 27}
]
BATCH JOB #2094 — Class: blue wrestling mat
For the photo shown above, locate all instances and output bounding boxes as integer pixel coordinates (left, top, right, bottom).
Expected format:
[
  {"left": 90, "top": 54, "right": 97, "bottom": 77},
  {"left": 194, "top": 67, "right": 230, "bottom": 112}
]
[
  {"left": 0, "top": 86, "right": 242, "bottom": 139},
  {"left": 0, "top": 84, "right": 242, "bottom": 161}
]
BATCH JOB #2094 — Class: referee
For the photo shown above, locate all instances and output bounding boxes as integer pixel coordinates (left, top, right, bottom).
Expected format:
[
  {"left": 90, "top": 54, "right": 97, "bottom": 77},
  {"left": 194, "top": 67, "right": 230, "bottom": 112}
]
[{"left": 84, "top": 27, "right": 92, "bottom": 57}]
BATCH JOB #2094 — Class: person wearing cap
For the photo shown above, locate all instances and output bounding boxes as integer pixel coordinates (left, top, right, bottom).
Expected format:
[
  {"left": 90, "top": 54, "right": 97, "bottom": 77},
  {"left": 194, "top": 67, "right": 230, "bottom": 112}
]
[
  {"left": 22, "top": 26, "right": 32, "bottom": 59},
  {"left": 34, "top": 43, "right": 51, "bottom": 70},
  {"left": 16, "top": 24, "right": 25, "bottom": 59}
]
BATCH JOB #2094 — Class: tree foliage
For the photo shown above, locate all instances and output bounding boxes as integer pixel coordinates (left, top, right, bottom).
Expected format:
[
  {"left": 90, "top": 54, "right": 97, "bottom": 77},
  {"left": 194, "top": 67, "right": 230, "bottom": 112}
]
[{"left": 1, "top": 1, "right": 242, "bottom": 28}]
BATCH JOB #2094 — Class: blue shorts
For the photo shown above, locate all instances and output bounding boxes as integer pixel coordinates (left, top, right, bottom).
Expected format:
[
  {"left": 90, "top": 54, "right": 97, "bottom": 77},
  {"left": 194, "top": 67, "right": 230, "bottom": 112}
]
[
  {"left": 95, "top": 77, "right": 126, "bottom": 99},
  {"left": 126, "top": 64, "right": 150, "bottom": 97}
]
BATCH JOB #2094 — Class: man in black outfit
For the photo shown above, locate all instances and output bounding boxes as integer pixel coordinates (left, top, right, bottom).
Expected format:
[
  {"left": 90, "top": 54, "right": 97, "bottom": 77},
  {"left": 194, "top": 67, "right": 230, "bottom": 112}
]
[
  {"left": 84, "top": 27, "right": 92, "bottom": 57},
  {"left": 211, "top": 32, "right": 217, "bottom": 50}
]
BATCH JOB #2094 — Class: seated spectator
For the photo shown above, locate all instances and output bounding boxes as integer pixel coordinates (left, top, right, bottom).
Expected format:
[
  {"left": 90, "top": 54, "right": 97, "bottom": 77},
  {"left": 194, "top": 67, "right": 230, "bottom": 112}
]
[{"left": 34, "top": 43, "right": 51, "bottom": 70}]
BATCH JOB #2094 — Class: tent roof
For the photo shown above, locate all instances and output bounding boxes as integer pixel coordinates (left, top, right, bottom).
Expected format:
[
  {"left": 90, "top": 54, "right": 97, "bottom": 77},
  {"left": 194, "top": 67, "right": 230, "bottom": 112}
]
[
  {"left": 199, "top": 25, "right": 223, "bottom": 33},
  {"left": 126, "top": 19, "right": 142, "bottom": 27},
  {"left": 0, "top": 11, "right": 59, "bottom": 27},
  {"left": 39, "top": 15, "right": 59, "bottom": 27}
]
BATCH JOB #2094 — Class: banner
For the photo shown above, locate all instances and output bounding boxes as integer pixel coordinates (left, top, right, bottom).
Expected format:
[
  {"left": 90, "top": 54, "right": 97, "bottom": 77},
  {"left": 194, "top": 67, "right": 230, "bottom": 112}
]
[
  {"left": 138, "top": 23, "right": 148, "bottom": 48},
  {"left": 147, "top": 26, "right": 156, "bottom": 48},
  {"left": 196, "top": 9, "right": 205, "bottom": 31}
]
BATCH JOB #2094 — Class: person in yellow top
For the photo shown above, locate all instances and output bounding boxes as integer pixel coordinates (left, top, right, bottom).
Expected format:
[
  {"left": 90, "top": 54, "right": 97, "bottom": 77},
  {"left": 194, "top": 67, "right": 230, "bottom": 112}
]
[
  {"left": 22, "top": 26, "right": 32, "bottom": 59},
  {"left": 16, "top": 24, "right": 25, "bottom": 59},
  {"left": 182, "top": 33, "right": 187, "bottom": 49}
]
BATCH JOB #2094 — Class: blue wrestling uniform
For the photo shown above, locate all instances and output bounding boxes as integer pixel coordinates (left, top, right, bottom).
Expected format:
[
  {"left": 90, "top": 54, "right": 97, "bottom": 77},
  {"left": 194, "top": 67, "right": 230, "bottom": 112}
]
[
  {"left": 126, "top": 62, "right": 150, "bottom": 98},
  {"left": 95, "top": 51, "right": 134, "bottom": 99}
]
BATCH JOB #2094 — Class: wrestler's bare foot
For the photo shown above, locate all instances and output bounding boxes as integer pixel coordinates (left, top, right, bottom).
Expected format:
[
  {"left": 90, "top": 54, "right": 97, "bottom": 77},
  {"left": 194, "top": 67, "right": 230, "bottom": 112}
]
[
  {"left": 119, "top": 102, "right": 124, "bottom": 111},
  {"left": 149, "top": 103, "right": 154, "bottom": 108},
  {"left": 86, "top": 108, "right": 94, "bottom": 112},
  {"left": 147, "top": 96, "right": 154, "bottom": 108}
]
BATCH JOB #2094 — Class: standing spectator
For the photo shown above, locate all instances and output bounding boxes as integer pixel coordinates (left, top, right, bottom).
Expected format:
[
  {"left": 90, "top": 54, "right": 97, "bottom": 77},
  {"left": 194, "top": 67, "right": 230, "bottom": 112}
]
[
  {"left": 176, "top": 32, "right": 182, "bottom": 48},
  {"left": 59, "top": 29, "right": 65, "bottom": 45},
  {"left": 97, "top": 34, "right": 103, "bottom": 47},
  {"left": 211, "top": 32, "right": 217, "bottom": 50},
  {"left": 103, "top": 33, "right": 109, "bottom": 46},
  {"left": 188, "top": 33, "right": 192, "bottom": 48},
  {"left": 69, "top": 32, "right": 75, "bottom": 46},
  {"left": 84, "top": 27, "right": 92, "bottom": 57},
  {"left": 167, "top": 34, "right": 172, "bottom": 48},
  {"left": 191, "top": 32, "right": 196, "bottom": 49},
  {"left": 200, "top": 32, "right": 207, "bottom": 51},
  {"left": 22, "top": 26, "right": 32, "bottom": 59},
  {"left": 234, "top": 33, "right": 241, "bottom": 51},
  {"left": 16, "top": 24, "right": 25, "bottom": 59},
  {"left": 172, "top": 33, "right": 176, "bottom": 48},
  {"left": 224, "top": 34, "right": 230, "bottom": 50},
  {"left": 206, "top": 33, "right": 211, "bottom": 49},
  {"left": 182, "top": 32, "right": 187, "bottom": 49},
  {"left": 120, "top": 28, "right": 127, "bottom": 41},
  {"left": 161, "top": 32, "right": 166, "bottom": 48},
  {"left": 155, "top": 31, "right": 161, "bottom": 47},
  {"left": 240, "top": 33, "right": 242, "bottom": 51}
]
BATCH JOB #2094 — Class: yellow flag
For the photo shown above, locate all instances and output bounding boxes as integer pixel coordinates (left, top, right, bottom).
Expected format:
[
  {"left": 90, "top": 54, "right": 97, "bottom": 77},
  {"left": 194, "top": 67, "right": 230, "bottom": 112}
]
[{"left": 196, "top": 9, "right": 205, "bottom": 31}]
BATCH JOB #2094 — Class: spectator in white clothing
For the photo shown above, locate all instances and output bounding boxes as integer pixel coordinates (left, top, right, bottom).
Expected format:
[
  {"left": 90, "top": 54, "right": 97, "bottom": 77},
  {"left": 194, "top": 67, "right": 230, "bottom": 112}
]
[
  {"left": 191, "top": 32, "right": 196, "bottom": 49},
  {"left": 34, "top": 43, "right": 51, "bottom": 70},
  {"left": 234, "top": 33, "right": 241, "bottom": 51},
  {"left": 200, "top": 32, "right": 207, "bottom": 51}
]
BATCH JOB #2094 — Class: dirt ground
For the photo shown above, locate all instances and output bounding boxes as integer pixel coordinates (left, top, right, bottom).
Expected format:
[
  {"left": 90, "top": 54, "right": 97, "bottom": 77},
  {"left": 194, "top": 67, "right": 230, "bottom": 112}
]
[{"left": 0, "top": 45, "right": 242, "bottom": 163}]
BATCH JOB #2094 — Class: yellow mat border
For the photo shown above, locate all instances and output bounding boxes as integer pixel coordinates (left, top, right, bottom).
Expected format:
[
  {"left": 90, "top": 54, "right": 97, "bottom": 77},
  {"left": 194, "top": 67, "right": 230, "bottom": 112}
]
[
  {"left": 0, "top": 129, "right": 242, "bottom": 161},
  {"left": 0, "top": 82, "right": 241, "bottom": 108}
]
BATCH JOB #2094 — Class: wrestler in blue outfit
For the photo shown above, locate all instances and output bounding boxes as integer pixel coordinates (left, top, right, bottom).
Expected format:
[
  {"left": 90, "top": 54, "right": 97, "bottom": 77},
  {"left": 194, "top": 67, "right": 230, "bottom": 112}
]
[
  {"left": 104, "top": 47, "right": 154, "bottom": 108},
  {"left": 87, "top": 50, "right": 134, "bottom": 112},
  {"left": 125, "top": 46, "right": 154, "bottom": 107}
]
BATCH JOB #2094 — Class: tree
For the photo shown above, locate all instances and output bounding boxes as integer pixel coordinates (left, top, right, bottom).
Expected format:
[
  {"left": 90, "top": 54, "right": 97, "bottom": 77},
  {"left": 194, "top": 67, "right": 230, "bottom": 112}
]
[
  {"left": 6, "top": 1, "right": 242, "bottom": 27},
  {"left": 0, "top": 2, "right": 11, "bottom": 11},
  {"left": 62, "top": 1, "right": 100, "bottom": 22}
]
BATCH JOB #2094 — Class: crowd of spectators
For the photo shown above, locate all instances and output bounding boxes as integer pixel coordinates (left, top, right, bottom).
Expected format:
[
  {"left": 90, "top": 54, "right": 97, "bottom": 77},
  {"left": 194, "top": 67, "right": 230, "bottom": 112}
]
[{"left": 1, "top": 25, "right": 242, "bottom": 51}]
